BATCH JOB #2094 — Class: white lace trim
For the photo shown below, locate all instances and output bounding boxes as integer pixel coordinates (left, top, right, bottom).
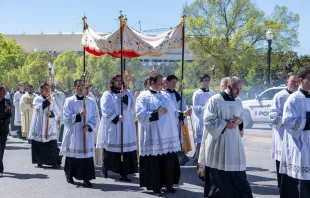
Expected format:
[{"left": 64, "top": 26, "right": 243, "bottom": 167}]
[{"left": 139, "top": 136, "right": 181, "bottom": 156}]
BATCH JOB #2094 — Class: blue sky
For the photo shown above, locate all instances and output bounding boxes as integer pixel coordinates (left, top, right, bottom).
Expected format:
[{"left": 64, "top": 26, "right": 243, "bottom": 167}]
[{"left": 0, "top": 0, "right": 309, "bottom": 55}]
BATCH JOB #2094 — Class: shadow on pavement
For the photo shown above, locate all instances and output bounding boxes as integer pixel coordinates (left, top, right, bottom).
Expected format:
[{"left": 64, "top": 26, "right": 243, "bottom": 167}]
[
  {"left": 246, "top": 166, "right": 278, "bottom": 196},
  {"left": 250, "top": 184, "right": 279, "bottom": 196},
  {"left": 247, "top": 173, "right": 276, "bottom": 183},
  {"left": 3, "top": 172, "right": 49, "bottom": 180},
  {"left": 95, "top": 170, "right": 140, "bottom": 185},
  {"left": 6, "top": 141, "right": 27, "bottom": 144},
  {"left": 77, "top": 182, "right": 142, "bottom": 192},
  {"left": 5, "top": 146, "right": 30, "bottom": 150},
  {"left": 246, "top": 167, "right": 270, "bottom": 172}
]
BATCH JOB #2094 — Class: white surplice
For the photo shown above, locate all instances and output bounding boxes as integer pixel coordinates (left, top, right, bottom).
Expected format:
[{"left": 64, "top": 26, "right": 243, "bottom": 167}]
[
  {"left": 96, "top": 90, "right": 137, "bottom": 152},
  {"left": 280, "top": 90, "right": 310, "bottom": 180},
  {"left": 192, "top": 89, "right": 213, "bottom": 143},
  {"left": 13, "top": 91, "right": 25, "bottom": 126},
  {"left": 269, "top": 89, "right": 291, "bottom": 161},
  {"left": 136, "top": 89, "right": 181, "bottom": 156},
  {"left": 53, "top": 90, "right": 66, "bottom": 123},
  {"left": 198, "top": 93, "right": 246, "bottom": 171},
  {"left": 29, "top": 96, "right": 60, "bottom": 142},
  {"left": 60, "top": 95, "right": 98, "bottom": 159},
  {"left": 164, "top": 89, "right": 187, "bottom": 124}
]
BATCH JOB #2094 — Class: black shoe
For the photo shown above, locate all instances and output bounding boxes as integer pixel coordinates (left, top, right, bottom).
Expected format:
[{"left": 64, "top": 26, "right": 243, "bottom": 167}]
[
  {"left": 119, "top": 175, "right": 131, "bottom": 182},
  {"left": 37, "top": 164, "right": 43, "bottom": 168},
  {"left": 66, "top": 176, "right": 74, "bottom": 184},
  {"left": 52, "top": 164, "right": 61, "bottom": 169},
  {"left": 83, "top": 180, "right": 93, "bottom": 188},
  {"left": 101, "top": 168, "right": 108, "bottom": 178},
  {"left": 153, "top": 189, "right": 162, "bottom": 196},
  {"left": 164, "top": 185, "right": 177, "bottom": 193}
]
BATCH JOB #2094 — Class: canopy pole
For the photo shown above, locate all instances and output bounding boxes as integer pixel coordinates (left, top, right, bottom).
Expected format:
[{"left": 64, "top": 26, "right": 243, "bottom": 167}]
[
  {"left": 119, "top": 11, "right": 125, "bottom": 162},
  {"left": 82, "top": 15, "right": 88, "bottom": 155},
  {"left": 179, "top": 15, "right": 186, "bottom": 149}
]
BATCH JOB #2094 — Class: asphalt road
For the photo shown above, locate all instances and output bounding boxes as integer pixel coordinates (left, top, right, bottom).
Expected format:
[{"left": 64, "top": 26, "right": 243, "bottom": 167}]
[{"left": 0, "top": 124, "right": 278, "bottom": 198}]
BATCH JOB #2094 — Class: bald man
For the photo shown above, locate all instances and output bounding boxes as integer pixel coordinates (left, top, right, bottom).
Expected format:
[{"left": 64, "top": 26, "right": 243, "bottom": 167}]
[{"left": 220, "top": 77, "right": 230, "bottom": 91}]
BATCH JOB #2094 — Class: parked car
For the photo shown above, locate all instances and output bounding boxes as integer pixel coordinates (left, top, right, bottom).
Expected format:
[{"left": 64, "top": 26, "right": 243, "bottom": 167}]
[{"left": 242, "top": 86, "right": 286, "bottom": 128}]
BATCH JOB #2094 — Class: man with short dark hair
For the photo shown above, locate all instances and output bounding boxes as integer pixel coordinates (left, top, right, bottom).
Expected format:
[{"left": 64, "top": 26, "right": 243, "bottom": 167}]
[
  {"left": 137, "top": 71, "right": 191, "bottom": 195},
  {"left": 13, "top": 82, "right": 25, "bottom": 138},
  {"left": 199, "top": 76, "right": 253, "bottom": 198},
  {"left": 0, "top": 86, "right": 12, "bottom": 177},
  {"left": 60, "top": 79, "right": 98, "bottom": 187},
  {"left": 269, "top": 72, "right": 299, "bottom": 190},
  {"left": 96, "top": 75, "right": 138, "bottom": 182},
  {"left": 192, "top": 74, "right": 213, "bottom": 163},
  {"left": 164, "top": 74, "right": 192, "bottom": 165},
  {"left": 30, "top": 83, "right": 62, "bottom": 169},
  {"left": 280, "top": 66, "right": 310, "bottom": 198}
]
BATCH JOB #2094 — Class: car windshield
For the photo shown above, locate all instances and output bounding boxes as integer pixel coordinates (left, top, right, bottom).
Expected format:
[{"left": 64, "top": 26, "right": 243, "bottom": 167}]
[{"left": 259, "top": 88, "right": 285, "bottom": 100}]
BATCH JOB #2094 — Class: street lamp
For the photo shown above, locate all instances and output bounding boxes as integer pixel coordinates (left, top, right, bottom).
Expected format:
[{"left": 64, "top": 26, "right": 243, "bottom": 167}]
[{"left": 266, "top": 29, "right": 273, "bottom": 87}]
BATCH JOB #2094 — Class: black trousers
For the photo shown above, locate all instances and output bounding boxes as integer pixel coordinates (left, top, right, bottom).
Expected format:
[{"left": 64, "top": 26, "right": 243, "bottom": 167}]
[
  {"left": 276, "top": 160, "right": 283, "bottom": 188},
  {"left": 58, "top": 124, "right": 64, "bottom": 142},
  {"left": 209, "top": 168, "right": 253, "bottom": 198},
  {"left": 204, "top": 166, "right": 211, "bottom": 197},
  {"left": 140, "top": 152, "right": 180, "bottom": 191},
  {"left": 16, "top": 126, "right": 21, "bottom": 138},
  {"left": 280, "top": 174, "right": 310, "bottom": 198},
  {"left": 280, "top": 174, "right": 299, "bottom": 198},
  {"left": 0, "top": 123, "right": 9, "bottom": 173},
  {"left": 193, "top": 143, "right": 201, "bottom": 163},
  {"left": 298, "top": 180, "right": 310, "bottom": 198}
]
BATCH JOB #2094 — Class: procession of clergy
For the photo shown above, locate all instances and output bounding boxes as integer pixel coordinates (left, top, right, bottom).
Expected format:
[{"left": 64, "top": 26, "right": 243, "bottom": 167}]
[{"left": 3, "top": 65, "right": 310, "bottom": 198}]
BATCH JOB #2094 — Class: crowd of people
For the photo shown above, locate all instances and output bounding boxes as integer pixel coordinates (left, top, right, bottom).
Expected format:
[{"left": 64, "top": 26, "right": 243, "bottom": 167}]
[{"left": 0, "top": 65, "right": 309, "bottom": 197}]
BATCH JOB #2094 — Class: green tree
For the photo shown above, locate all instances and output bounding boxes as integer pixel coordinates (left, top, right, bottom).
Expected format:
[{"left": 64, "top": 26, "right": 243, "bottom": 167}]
[
  {"left": 19, "top": 51, "right": 52, "bottom": 88},
  {"left": 85, "top": 55, "right": 119, "bottom": 91},
  {"left": 54, "top": 51, "right": 80, "bottom": 91},
  {"left": 293, "top": 55, "right": 310, "bottom": 71},
  {"left": 0, "top": 34, "right": 26, "bottom": 83},
  {"left": 183, "top": 0, "right": 300, "bottom": 77},
  {"left": 2, "top": 68, "right": 22, "bottom": 89}
]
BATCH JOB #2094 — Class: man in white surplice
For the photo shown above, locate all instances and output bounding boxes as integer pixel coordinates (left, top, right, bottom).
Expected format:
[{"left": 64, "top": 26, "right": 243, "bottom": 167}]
[
  {"left": 60, "top": 79, "right": 98, "bottom": 188},
  {"left": 97, "top": 75, "right": 138, "bottom": 182},
  {"left": 198, "top": 76, "right": 253, "bottom": 198},
  {"left": 137, "top": 71, "right": 191, "bottom": 196},
  {"left": 280, "top": 66, "right": 310, "bottom": 198},
  {"left": 192, "top": 74, "right": 213, "bottom": 165},
  {"left": 13, "top": 82, "right": 25, "bottom": 138},
  {"left": 164, "top": 74, "right": 192, "bottom": 166},
  {"left": 269, "top": 72, "right": 299, "bottom": 190},
  {"left": 30, "top": 83, "right": 62, "bottom": 168}
]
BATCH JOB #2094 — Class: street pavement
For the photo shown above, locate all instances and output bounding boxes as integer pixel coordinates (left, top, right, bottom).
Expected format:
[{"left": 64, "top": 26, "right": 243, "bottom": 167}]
[{"left": 0, "top": 124, "right": 278, "bottom": 198}]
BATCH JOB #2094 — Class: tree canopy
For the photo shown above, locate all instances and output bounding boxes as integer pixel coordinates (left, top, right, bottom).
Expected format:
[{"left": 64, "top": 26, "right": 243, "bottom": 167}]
[{"left": 183, "top": 0, "right": 300, "bottom": 83}]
